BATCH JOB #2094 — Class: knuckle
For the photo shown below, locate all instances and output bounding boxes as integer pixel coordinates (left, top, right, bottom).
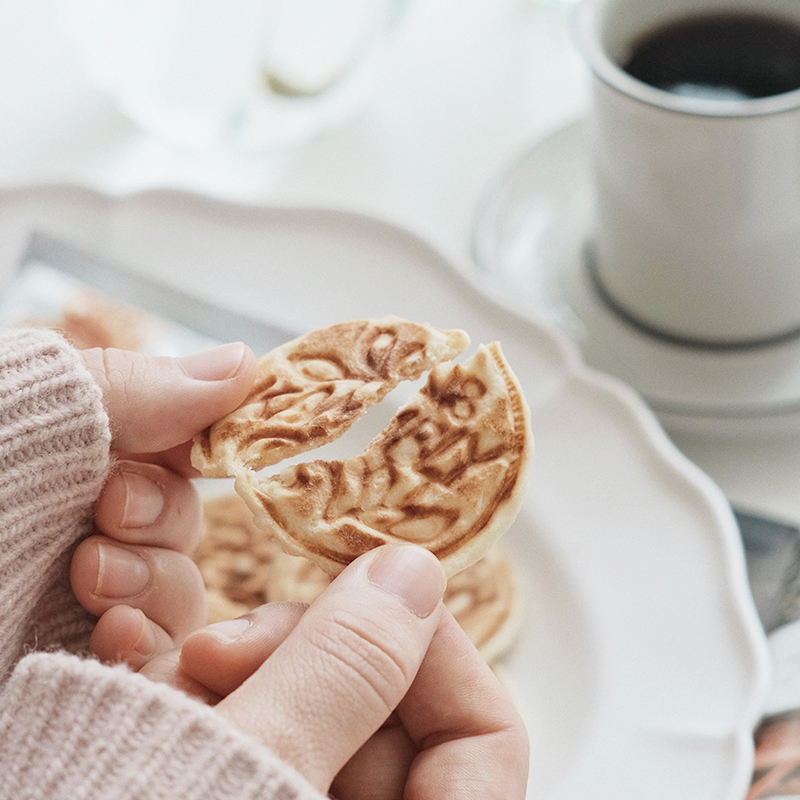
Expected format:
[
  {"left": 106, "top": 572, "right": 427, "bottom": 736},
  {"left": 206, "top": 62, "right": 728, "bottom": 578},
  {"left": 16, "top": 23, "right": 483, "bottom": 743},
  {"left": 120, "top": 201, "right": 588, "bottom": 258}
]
[
  {"left": 154, "top": 554, "right": 208, "bottom": 636},
  {"left": 102, "top": 349, "right": 147, "bottom": 416},
  {"left": 309, "top": 608, "right": 415, "bottom": 716},
  {"left": 102, "top": 348, "right": 138, "bottom": 392}
]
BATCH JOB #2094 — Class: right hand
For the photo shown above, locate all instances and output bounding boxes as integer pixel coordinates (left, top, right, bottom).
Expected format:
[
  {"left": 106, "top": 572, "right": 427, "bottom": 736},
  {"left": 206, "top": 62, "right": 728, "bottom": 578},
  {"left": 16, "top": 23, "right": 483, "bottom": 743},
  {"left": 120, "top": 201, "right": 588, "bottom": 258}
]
[{"left": 171, "top": 544, "right": 530, "bottom": 799}]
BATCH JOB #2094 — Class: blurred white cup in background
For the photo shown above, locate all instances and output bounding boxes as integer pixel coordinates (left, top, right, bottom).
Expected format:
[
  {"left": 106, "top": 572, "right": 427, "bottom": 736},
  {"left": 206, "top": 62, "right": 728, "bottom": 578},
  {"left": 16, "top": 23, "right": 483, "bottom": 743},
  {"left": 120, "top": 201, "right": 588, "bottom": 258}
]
[{"left": 54, "top": 0, "right": 406, "bottom": 151}]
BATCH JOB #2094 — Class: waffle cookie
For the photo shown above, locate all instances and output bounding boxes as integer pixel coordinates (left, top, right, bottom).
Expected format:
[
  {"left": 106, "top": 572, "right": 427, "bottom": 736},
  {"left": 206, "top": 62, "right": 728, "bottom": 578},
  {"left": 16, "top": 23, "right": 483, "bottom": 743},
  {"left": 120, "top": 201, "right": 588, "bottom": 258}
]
[
  {"left": 197, "top": 492, "right": 523, "bottom": 664},
  {"left": 194, "top": 318, "right": 533, "bottom": 578},
  {"left": 236, "top": 341, "right": 532, "bottom": 577},
  {"left": 192, "top": 316, "right": 470, "bottom": 477}
]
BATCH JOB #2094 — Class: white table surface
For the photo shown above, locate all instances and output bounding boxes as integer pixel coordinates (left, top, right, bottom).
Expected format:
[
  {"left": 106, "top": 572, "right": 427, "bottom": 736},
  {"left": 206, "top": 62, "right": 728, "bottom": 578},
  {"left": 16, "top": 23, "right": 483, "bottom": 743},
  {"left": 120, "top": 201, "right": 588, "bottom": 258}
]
[
  {"left": 4, "top": 0, "right": 799, "bottom": 583},
  {"left": 3, "top": 0, "right": 794, "bottom": 560},
  {"left": 0, "top": 0, "right": 586, "bottom": 243},
  {"left": 2, "top": 0, "right": 796, "bottom": 568}
]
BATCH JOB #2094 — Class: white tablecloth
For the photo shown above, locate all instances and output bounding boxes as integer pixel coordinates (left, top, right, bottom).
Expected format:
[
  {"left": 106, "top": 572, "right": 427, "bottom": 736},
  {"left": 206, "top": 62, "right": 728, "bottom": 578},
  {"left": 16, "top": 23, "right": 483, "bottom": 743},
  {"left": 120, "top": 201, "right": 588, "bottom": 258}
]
[{"left": 2, "top": 0, "right": 795, "bottom": 589}]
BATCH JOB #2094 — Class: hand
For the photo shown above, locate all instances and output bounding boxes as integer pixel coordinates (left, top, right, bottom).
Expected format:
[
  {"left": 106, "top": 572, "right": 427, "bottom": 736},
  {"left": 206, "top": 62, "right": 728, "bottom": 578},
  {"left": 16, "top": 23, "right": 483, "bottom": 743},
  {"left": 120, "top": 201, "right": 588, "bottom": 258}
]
[
  {"left": 69, "top": 342, "right": 257, "bottom": 669},
  {"left": 165, "top": 545, "right": 530, "bottom": 799}
]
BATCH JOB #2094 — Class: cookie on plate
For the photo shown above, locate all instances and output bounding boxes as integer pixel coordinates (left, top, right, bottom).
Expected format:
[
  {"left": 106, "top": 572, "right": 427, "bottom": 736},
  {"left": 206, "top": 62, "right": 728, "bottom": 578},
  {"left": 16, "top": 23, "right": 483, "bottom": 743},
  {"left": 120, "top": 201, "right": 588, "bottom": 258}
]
[{"left": 197, "top": 492, "right": 523, "bottom": 663}]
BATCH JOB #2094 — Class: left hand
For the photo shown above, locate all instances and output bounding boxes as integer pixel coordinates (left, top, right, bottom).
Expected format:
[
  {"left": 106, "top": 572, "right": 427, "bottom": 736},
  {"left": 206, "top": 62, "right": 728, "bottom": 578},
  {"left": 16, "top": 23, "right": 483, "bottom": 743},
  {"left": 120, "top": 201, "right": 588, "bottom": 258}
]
[{"left": 69, "top": 342, "right": 257, "bottom": 670}]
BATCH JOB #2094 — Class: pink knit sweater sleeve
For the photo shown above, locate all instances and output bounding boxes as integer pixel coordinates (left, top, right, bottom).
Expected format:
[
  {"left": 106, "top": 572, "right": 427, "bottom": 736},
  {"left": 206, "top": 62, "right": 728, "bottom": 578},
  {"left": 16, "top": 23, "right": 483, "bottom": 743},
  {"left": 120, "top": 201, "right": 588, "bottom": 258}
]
[
  {"left": 0, "top": 328, "right": 325, "bottom": 800},
  {"left": 0, "top": 326, "right": 109, "bottom": 671}
]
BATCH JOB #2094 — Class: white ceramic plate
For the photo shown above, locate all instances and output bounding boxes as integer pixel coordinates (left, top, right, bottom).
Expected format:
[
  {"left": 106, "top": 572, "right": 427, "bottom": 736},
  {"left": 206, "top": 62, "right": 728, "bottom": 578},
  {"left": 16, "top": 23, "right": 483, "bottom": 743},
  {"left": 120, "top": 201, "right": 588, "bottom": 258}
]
[
  {"left": 472, "top": 119, "right": 800, "bottom": 438},
  {"left": 0, "top": 185, "right": 769, "bottom": 799}
]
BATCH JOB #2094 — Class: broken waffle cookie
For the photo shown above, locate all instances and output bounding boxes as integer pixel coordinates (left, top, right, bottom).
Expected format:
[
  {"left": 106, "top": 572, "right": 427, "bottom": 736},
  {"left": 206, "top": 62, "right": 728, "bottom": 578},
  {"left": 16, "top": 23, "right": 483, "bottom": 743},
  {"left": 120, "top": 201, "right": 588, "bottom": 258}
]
[
  {"left": 193, "top": 317, "right": 533, "bottom": 578},
  {"left": 236, "top": 341, "right": 531, "bottom": 577},
  {"left": 198, "top": 492, "right": 523, "bottom": 663},
  {"left": 192, "top": 316, "right": 470, "bottom": 477}
]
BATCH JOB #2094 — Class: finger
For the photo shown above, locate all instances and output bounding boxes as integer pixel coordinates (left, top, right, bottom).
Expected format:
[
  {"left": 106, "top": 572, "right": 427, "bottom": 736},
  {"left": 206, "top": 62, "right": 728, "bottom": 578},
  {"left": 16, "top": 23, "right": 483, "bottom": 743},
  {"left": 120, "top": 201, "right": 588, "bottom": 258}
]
[
  {"left": 330, "top": 718, "right": 418, "bottom": 800},
  {"left": 139, "top": 648, "right": 221, "bottom": 705},
  {"left": 80, "top": 342, "right": 256, "bottom": 454},
  {"left": 113, "top": 442, "right": 199, "bottom": 479},
  {"left": 94, "top": 460, "right": 202, "bottom": 554},
  {"left": 70, "top": 536, "right": 207, "bottom": 643},
  {"left": 398, "top": 609, "right": 529, "bottom": 800},
  {"left": 89, "top": 604, "right": 176, "bottom": 669},
  {"left": 179, "top": 602, "right": 308, "bottom": 696},
  {"left": 215, "top": 544, "right": 447, "bottom": 794},
  {"left": 330, "top": 613, "right": 530, "bottom": 800}
]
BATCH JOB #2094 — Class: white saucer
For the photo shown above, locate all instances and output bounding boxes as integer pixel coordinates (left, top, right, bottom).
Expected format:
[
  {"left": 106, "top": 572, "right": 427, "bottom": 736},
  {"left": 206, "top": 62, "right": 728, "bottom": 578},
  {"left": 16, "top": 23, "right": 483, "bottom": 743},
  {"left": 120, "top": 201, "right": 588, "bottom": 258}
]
[{"left": 473, "top": 119, "right": 800, "bottom": 437}]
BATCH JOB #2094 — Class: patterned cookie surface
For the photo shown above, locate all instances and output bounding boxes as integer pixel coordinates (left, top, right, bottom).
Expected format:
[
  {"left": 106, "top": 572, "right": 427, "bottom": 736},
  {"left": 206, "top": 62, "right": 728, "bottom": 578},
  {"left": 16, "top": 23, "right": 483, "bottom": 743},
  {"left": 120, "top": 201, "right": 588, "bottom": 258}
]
[
  {"left": 194, "top": 493, "right": 283, "bottom": 622},
  {"left": 197, "top": 493, "right": 522, "bottom": 663},
  {"left": 192, "top": 316, "right": 469, "bottom": 477},
  {"left": 441, "top": 545, "right": 523, "bottom": 664},
  {"left": 236, "top": 342, "right": 532, "bottom": 577}
]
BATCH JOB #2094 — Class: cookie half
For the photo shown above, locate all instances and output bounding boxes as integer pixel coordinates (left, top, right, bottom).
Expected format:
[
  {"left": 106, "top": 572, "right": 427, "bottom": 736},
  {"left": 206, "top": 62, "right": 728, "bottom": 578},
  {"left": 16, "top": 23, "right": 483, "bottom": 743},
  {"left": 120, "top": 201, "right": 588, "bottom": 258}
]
[{"left": 192, "top": 316, "right": 470, "bottom": 477}]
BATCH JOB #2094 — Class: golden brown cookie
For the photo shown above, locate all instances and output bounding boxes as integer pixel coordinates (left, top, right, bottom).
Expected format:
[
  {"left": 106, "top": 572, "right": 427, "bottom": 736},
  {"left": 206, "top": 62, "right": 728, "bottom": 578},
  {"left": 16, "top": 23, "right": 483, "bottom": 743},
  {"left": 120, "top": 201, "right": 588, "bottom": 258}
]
[
  {"left": 442, "top": 545, "right": 523, "bottom": 664},
  {"left": 192, "top": 317, "right": 470, "bottom": 477},
  {"left": 266, "top": 550, "right": 332, "bottom": 605},
  {"left": 197, "top": 493, "right": 523, "bottom": 663},
  {"left": 194, "top": 493, "right": 282, "bottom": 621},
  {"left": 236, "top": 341, "right": 532, "bottom": 577},
  {"left": 253, "top": 539, "right": 521, "bottom": 663}
]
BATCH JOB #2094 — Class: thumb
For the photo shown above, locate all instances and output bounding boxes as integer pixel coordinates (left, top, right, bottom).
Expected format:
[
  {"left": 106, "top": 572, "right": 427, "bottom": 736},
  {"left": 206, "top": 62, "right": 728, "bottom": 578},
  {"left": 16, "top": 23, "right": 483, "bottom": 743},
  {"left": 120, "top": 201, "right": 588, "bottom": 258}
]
[
  {"left": 81, "top": 342, "right": 256, "bottom": 452},
  {"left": 215, "top": 544, "right": 447, "bottom": 793}
]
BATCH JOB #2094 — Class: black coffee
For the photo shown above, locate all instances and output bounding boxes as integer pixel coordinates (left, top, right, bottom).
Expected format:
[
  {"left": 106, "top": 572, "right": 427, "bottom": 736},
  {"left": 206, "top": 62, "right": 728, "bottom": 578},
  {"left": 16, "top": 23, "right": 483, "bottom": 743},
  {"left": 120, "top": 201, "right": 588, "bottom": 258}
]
[{"left": 622, "top": 13, "right": 800, "bottom": 100}]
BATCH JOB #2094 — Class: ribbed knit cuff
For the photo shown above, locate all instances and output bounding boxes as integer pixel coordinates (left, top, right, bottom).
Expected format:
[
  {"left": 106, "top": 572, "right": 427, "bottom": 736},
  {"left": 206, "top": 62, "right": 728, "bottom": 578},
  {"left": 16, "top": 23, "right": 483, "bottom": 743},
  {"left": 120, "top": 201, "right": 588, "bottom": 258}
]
[
  {"left": 0, "top": 327, "right": 109, "bottom": 496},
  {"left": 0, "top": 328, "right": 111, "bottom": 675},
  {"left": 0, "top": 652, "right": 324, "bottom": 800}
]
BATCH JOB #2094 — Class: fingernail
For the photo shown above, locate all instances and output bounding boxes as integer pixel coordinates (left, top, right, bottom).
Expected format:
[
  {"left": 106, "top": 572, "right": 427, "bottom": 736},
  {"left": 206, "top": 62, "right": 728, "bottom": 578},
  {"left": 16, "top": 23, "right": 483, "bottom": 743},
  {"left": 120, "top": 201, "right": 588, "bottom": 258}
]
[
  {"left": 179, "top": 342, "right": 247, "bottom": 382},
  {"left": 132, "top": 609, "right": 157, "bottom": 657},
  {"left": 95, "top": 543, "right": 150, "bottom": 599},
  {"left": 202, "top": 617, "right": 252, "bottom": 643},
  {"left": 367, "top": 545, "right": 446, "bottom": 619},
  {"left": 121, "top": 471, "right": 165, "bottom": 528}
]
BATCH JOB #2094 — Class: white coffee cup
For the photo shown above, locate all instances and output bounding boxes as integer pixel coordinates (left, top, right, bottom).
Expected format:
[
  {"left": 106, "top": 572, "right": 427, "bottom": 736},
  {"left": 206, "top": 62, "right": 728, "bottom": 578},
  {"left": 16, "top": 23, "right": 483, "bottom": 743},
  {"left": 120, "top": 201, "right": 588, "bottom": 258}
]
[
  {"left": 576, "top": 0, "right": 800, "bottom": 346},
  {"left": 54, "top": 0, "right": 405, "bottom": 151}
]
